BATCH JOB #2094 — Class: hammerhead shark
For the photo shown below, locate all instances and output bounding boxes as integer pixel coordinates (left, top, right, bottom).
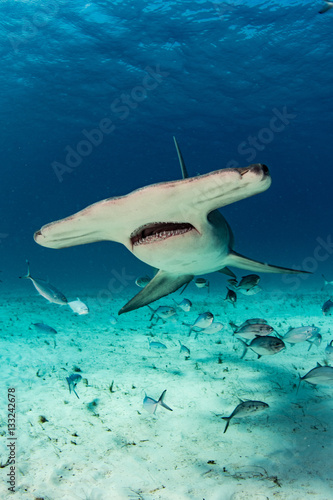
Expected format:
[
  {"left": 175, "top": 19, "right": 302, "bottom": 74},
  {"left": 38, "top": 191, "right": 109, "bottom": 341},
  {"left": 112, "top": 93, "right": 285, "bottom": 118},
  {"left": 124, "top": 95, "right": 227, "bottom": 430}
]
[{"left": 34, "top": 138, "right": 306, "bottom": 314}]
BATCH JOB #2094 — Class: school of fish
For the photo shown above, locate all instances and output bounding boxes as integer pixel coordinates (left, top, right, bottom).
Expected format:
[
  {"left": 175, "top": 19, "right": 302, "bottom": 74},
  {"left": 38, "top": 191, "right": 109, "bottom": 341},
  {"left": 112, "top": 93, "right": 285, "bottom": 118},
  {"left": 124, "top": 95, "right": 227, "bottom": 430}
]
[{"left": 17, "top": 262, "right": 333, "bottom": 433}]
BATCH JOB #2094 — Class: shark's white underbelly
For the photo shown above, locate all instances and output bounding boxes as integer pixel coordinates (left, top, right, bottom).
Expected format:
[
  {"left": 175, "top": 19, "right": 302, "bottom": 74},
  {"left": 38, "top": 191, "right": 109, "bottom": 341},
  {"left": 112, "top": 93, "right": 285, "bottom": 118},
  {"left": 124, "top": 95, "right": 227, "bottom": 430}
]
[{"left": 131, "top": 212, "right": 232, "bottom": 275}]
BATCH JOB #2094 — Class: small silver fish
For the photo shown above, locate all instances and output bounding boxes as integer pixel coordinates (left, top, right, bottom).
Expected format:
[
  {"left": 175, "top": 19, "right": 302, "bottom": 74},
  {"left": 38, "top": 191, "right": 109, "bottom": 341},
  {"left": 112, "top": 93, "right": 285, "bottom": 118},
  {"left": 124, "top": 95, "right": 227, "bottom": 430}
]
[
  {"left": 225, "top": 288, "right": 237, "bottom": 306},
  {"left": 148, "top": 340, "right": 167, "bottom": 349},
  {"left": 236, "top": 274, "right": 261, "bottom": 291},
  {"left": 194, "top": 278, "right": 210, "bottom": 291},
  {"left": 173, "top": 298, "right": 192, "bottom": 312},
  {"left": 135, "top": 275, "right": 152, "bottom": 288},
  {"left": 20, "top": 260, "right": 67, "bottom": 305},
  {"left": 68, "top": 298, "right": 89, "bottom": 315},
  {"left": 66, "top": 374, "right": 82, "bottom": 399},
  {"left": 222, "top": 400, "right": 269, "bottom": 433},
  {"left": 148, "top": 305, "right": 176, "bottom": 323},
  {"left": 178, "top": 340, "right": 190, "bottom": 356},
  {"left": 282, "top": 326, "right": 319, "bottom": 344},
  {"left": 188, "top": 311, "right": 214, "bottom": 336},
  {"left": 239, "top": 336, "right": 285, "bottom": 359},
  {"left": 300, "top": 363, "right": 333, "bottom": 387},
  {"left": 325, "top": 340, "right": 333, "bottom": 359},
  {"left": 322, "top": 299, "right": 333, "bottom": 316},
  {"left": 232, "top": 323, "right": 274, "bottom": 340},
  {"left": 143, "top": 389, "right": 173, "bottom": 414},
  {"left": 32, "top": 323, "right": 57, "bottom": 334}
]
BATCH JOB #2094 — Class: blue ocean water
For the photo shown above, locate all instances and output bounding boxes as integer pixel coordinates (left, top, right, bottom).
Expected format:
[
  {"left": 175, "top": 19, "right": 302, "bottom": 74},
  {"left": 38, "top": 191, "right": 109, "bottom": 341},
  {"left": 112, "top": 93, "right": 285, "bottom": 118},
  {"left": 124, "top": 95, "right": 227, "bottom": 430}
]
[
  {"left": 1, "top": 3, "right": 333, "bottom": 498},
  {"left": 0, "top": 0, "right": 332, "bottom": 289}
]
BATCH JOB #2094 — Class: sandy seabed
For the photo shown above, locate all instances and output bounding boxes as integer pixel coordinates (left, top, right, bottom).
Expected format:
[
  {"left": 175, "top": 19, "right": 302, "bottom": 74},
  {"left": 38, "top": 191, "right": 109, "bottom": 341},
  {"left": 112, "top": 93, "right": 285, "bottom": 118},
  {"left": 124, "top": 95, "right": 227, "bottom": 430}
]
[{"left": 0, "top": 285, "right": 332, "bottom": 500}]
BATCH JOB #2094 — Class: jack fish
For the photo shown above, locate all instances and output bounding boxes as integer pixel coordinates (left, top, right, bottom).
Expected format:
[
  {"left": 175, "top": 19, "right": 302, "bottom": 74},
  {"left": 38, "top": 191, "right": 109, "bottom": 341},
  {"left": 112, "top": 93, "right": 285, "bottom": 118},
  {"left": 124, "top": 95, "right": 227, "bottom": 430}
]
[
  {"left": 300, "top": 363, "right": 333, "bottom": 387},
  {"left": 222, "top": 399, "right": 269, "bottom": 433},
  {"left": 143, "top": 389, "right": 173, "bottom": 414},
  {"left": 20, "top": 260, "right": 67, "bottom": 305},
  {"left": 239, "top": 336, "right": 285, "bottom": 359}
]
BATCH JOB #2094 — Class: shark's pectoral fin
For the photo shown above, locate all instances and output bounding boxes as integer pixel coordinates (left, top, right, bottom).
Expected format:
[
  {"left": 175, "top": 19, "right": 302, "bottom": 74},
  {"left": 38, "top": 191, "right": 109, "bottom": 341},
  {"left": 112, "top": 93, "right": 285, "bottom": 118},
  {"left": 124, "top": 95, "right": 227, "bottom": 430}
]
[
  {"left": 217, "top": 267, "right": 237, "bottom": 278},
  {"left": 118, "top": 270, "right": 194, "bottom": 315},
  {"left": 227, "top": 251, "right": 309, "bottom": 275}
]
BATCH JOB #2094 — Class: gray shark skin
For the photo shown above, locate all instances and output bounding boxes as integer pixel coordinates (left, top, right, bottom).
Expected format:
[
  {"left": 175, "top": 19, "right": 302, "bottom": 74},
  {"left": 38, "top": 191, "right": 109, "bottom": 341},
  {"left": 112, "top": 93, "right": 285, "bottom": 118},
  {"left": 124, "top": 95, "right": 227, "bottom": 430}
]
[{"left": 34, "top": 140, "right": 308, "bottom": 314}]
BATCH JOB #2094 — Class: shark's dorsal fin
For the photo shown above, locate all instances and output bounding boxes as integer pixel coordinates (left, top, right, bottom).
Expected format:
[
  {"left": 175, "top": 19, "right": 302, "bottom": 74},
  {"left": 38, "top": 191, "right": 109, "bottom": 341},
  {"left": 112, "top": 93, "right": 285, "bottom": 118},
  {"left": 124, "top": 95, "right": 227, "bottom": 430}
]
[
  {"left": 173, "top": 136, "right": 189, "bottom": 179},
  {"left": 145, "top": 140, "right": 187, "bottom": 280},
  {"left": 173, "top": 140, "right": 236, "bottom": 282},
  {"left": 119, "top": 270, "right": 194, "bottom": 315}
]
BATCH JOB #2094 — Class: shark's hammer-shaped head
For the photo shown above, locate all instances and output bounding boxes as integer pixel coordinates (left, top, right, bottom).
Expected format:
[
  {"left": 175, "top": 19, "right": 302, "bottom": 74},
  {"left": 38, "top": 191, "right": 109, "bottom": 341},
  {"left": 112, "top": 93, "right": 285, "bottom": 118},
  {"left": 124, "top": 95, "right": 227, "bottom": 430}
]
[{"left": 34, "top": 164, "right": 271, "bottom": 267}]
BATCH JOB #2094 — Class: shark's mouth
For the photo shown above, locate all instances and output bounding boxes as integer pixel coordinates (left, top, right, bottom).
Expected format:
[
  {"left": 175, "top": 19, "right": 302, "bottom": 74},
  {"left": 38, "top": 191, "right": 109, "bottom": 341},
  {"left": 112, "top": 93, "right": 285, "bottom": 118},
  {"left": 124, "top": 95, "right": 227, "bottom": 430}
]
[{"left": 131, "top": 222, "right": 195, "bottom": 247}]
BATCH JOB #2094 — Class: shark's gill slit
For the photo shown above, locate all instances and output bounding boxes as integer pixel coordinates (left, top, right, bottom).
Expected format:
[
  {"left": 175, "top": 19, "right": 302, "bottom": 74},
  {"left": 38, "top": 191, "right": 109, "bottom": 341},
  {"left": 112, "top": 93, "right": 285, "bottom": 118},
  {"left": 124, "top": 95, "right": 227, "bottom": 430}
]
[{"left": 130, "top": 222, "right": 195, "bottom": 246}]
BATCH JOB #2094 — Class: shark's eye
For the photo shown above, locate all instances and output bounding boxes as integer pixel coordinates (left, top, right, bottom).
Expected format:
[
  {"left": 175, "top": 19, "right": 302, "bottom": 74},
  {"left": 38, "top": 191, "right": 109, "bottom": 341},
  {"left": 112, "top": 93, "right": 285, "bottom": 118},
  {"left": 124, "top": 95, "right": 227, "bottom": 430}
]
[{"left": 131, "top": 222, "right": 194, "bottom": 246}]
